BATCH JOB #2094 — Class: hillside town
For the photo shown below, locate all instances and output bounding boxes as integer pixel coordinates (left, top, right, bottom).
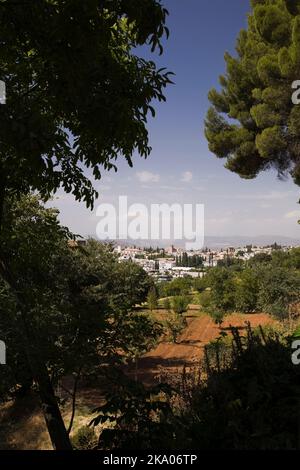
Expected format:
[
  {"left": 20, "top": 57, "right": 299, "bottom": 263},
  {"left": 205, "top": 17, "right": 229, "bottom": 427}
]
[
  {"left": 111, "top": 242, "right": 297, "bottom": 282},
  {"left": 68, "top": 240, "right": 299, "bottom": 282}
]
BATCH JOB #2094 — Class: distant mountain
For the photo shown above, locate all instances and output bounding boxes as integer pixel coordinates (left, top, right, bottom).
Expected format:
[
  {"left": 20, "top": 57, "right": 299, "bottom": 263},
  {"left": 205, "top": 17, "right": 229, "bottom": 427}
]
[
  {"left": 90, "top": 235, "right": 299, "bottom": 250},
  {"left": 203, "top": 235, "right": 300, "bottom": 249}
]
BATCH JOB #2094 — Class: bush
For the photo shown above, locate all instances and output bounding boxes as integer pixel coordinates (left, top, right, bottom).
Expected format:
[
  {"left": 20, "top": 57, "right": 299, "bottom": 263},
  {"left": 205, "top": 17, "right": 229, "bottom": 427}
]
[
  {"left": 209, "top": 310, "right": 225, "bottom": 326},
  {"left": 71, "top": 426, "right": 98, "bottom": 450},
  {"left": 183, "top": 326, "right": 300, "bottom": 450},
  {"left": 172, "top": 296, "right": 190, "bottom": 315},
  {"left": 234, "top": 268, "right": 259, "bottom": 312},
  {"left": 161, "top": 278, "right": 192, "bottom": 297},
  {"left": 257, "top": 266, "right": 300, "bottom": 319},
  {"left": 198, "top": 289, "right": 212, "bottom": 310},
  {"left": 147, "top": 287, "right": 158, "bottom": 312},
  {"left": 90, "top": 371, "right": 181, "bottom": 450},
  {"left": 165, "top": 312, "right": 186, "bottom": 343},
  {"left": 205, "top": 267, "right": 236, "bottom": 312},
  {"left": 163, "top": 298, "right": 171, "bottom": 312}
]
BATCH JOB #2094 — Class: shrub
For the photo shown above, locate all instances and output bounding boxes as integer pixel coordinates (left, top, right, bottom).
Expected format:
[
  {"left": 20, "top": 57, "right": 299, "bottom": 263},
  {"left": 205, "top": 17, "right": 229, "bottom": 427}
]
[
  {"left": 163, "top": 298, "right": 171, "bottom": 312},
  {"left": 71, "top": 426, "right": 98, "bottom": 450},
  {"left": 147, "top": 287, "right": 158, "bottom": 312},
  {"left": 165, "top": 312, "right": 186, "bottom": 343},
  {"left": 90, "top": 371, "right": 181, "bottom": 450},
  {"left": 172, "top": 296, "right": 190, "bottom": 315},
  {"left": 183, "top": 325, "right": 300, "bottom": 450},
  {"left": 257, "top": 266, "right": 300, "bottom": 319},
  {"left": 209, "top": 310, "right": 225, "bottom": 326},
  {"left": 198, "top": 289, "right": 212, "bottom": 310}
]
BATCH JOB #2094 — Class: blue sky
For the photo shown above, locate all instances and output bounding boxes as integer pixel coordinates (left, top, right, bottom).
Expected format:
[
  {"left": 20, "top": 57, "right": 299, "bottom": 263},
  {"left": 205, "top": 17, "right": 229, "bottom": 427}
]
[{"left": 54, "top": 0, "right": 300, "bottom": 239}]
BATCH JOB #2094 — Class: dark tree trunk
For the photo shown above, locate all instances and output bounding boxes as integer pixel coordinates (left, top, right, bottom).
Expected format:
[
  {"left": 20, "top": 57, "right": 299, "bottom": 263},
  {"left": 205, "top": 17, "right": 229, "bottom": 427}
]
[
  {"left": 0, "top": 187, "right": 72, "bottom": 450},
  {"left": 27, "top": 347, "right": 73, "bottom": 450},
  {"left": 16, "top": 302, "right": 73, "bottom": 450},
  {"left": 64, "top": 370, "right": 81, "bottom": 435}
]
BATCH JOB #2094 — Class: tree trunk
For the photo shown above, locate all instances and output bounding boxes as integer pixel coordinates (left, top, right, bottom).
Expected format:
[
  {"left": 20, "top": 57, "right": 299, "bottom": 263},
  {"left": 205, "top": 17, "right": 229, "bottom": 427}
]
[
  {"left": 28, "top": 349, "right": 73, "bottom": 450},
  {"left": 66, "top": 371, "right": 81, "bottom": 435},
  {"left": 0, "top": 190, "right": 72, "bottom": 450},
  {"left": 17, "top": 304, "right": 73, "bottom": 450}
]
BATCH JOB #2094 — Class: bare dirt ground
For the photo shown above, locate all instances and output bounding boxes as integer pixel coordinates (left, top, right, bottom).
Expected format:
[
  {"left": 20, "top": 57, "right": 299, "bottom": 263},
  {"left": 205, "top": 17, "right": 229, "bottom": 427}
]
[
  {"left": 126, "top": 312, "right": 276, "bottom": 385},
  {"left": 0, "top": 395, "right": 52, "bottom": 450},
  {"left": 0, "top": 385, "right": 106, "bottom": 450}
]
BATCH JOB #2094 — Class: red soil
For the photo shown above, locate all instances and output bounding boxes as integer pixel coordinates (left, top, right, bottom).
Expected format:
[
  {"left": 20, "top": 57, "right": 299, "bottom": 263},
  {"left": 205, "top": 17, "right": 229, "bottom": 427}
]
[{"left": 126, "top": 313, "right": 275, "bottom": 385}]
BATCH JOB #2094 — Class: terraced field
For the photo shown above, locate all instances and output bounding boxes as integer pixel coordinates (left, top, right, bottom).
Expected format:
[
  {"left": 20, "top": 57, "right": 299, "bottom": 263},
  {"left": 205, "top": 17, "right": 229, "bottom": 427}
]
[{"left": 126, "top": 312, "right": 276, "bottom": 385}]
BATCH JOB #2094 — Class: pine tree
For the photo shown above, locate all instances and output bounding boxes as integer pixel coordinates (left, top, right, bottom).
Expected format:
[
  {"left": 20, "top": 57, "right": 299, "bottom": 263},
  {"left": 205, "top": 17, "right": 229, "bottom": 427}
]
[{"left": 205, "top": 0, "right": 300, "bottom": 186}]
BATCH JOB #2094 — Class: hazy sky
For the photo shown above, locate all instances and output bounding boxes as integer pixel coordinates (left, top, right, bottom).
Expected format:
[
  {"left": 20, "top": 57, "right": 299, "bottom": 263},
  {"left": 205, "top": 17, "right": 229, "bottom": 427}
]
[{"left": 53, "top": 0, "right": 300, "bottom": 240}]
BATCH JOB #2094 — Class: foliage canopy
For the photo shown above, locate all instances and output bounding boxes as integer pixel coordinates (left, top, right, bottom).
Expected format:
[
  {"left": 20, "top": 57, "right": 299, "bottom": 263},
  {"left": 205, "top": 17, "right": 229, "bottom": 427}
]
[{"left": 0, "top": 0, "right": 172, "bottom": 207}]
